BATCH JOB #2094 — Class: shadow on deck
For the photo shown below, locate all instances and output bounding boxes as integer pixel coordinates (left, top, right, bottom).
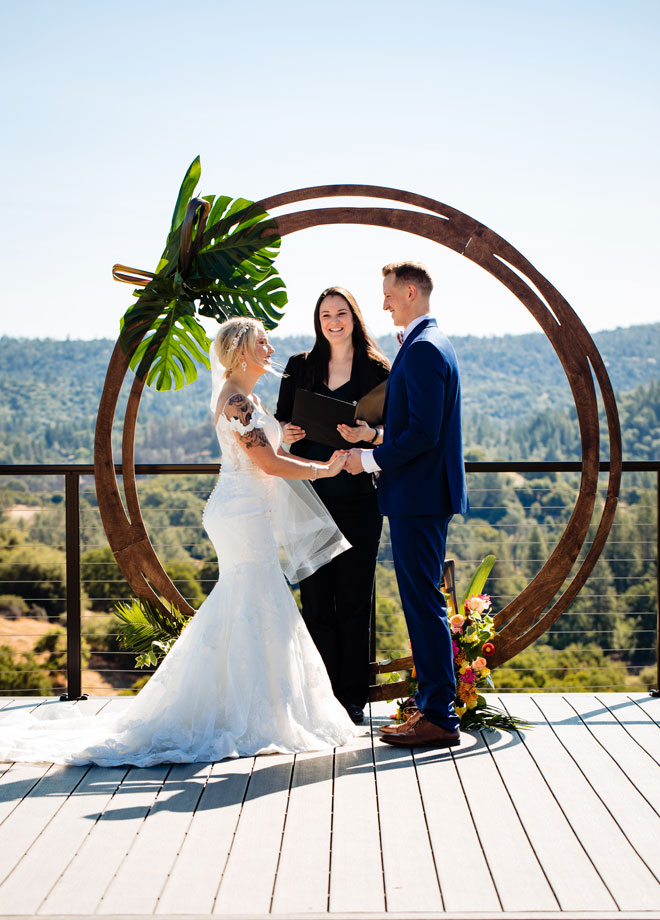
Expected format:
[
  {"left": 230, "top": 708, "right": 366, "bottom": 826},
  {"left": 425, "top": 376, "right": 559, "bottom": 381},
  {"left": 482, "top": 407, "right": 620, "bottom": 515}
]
[{"left": 1, "top": 693, "right": 660, "bottom": 918}]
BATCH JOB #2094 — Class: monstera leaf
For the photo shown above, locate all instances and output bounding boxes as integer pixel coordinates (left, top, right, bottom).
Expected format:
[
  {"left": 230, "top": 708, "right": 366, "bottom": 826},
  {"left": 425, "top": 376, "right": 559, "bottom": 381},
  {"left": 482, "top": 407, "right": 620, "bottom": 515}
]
[{"left": 119, "top": 157, "right": 287, "bottom": 390}]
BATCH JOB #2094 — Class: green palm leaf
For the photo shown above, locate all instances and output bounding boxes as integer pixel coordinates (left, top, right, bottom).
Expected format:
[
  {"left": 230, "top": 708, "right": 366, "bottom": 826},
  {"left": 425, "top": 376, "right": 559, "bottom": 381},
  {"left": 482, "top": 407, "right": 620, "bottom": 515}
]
[
  {"left": 118, "top": 157, "right": 287, "bottom": 389},
  {"left": 114, "top": 597, "right": 190, "bottom": 669},
  {"left": 459, "top": 554, "right": 496, "bottom": 611}
]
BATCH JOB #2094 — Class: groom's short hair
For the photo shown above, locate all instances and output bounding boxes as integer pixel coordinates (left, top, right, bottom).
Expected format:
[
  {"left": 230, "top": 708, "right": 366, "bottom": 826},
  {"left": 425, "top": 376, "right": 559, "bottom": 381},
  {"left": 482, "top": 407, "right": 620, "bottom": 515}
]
[{"left": 382, "top": 261, "right": 433, "bottom": 296}]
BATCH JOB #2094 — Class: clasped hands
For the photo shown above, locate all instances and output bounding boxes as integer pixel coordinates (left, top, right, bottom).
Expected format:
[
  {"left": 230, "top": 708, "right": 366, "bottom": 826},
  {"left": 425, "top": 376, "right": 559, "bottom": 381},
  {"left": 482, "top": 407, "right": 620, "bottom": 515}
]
[
  {"left": 281, "top": 418, "right": 373, "bottom": 475},
  {"left": 325, "top": 447, "right": 366, "bottom": 475}
]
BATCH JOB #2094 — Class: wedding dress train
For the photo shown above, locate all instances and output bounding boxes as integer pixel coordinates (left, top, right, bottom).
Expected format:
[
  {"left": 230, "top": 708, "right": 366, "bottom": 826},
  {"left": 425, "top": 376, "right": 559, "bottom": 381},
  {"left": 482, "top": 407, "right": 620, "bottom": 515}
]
[{"left": 0, "top": 403, "right": 355, "bottom": 765}]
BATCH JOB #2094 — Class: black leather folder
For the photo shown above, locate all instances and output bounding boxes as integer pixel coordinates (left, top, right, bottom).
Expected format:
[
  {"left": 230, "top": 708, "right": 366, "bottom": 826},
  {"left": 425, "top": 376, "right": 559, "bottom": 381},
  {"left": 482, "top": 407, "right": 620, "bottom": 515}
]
[{"left": 291, "top": 381, "right": 387, "bottom": 450}]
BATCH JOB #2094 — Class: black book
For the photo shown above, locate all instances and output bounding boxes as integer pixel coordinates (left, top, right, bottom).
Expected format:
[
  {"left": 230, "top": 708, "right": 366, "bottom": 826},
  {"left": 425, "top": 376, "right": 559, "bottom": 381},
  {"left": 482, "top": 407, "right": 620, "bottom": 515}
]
[{"left": 291, "top": 381, "right": 387, "bottom": 450}]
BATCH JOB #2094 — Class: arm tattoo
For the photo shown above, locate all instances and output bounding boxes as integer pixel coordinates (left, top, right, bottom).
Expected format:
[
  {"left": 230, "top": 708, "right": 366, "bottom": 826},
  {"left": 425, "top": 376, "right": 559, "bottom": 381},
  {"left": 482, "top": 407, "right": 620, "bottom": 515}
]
[
  {"left": 242, "top": 428, "right": 269, "bottom": 449},
  {"left": 226, "top": 394, "right": 270, "bottom": 449}
]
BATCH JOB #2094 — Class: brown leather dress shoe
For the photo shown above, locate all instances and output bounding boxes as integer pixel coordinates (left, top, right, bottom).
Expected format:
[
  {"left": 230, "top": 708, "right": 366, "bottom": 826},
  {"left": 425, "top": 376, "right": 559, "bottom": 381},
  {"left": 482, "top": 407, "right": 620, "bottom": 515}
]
[
  {"left": 380, "top": 708, "right": 422, "bottom": 734},
  {"left": 380, "top": 715, "right": 460, "bottom": 747}
]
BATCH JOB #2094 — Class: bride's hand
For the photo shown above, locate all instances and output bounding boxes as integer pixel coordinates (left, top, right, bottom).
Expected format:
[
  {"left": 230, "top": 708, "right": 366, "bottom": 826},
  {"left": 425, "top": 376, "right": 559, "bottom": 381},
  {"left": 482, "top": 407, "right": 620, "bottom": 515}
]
[
  {"left": 336, "top": 419, "right": 375, "bottom": 444},
  {"left": 320, "top": 451, "right": 348, "bottom": 478}
]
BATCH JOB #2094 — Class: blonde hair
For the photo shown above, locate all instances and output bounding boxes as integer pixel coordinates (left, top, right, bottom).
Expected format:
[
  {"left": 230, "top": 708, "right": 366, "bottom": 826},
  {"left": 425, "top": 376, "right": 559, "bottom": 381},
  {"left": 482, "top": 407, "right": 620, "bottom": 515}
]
[{"left": 214, "top": 317, "right": 264, "bottom": 378}]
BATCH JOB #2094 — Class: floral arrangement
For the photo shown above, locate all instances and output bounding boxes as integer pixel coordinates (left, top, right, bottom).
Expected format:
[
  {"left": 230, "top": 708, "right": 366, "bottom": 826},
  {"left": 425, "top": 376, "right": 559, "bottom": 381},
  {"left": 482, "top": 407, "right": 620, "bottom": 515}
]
[{"left": 393, "top": 556, "right": 530, "bottom": 732}]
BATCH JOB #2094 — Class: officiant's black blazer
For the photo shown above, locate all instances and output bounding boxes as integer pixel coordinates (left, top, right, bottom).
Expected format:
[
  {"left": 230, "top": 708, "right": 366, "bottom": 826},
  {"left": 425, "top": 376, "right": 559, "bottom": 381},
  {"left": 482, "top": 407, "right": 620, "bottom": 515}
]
[{"left": 275, "top": 352, "right": 389, "bottom": 497}]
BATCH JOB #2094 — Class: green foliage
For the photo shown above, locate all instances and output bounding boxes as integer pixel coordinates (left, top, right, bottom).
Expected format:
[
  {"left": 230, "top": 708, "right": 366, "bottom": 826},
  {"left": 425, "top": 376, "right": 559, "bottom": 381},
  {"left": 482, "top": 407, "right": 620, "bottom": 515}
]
[
  {"left": 118, "top": 157, "right": 287, "bottom": 391},
  {"left": 459, "top": 554, "right": 495, "bottom": 610},
  {"left": 81, "top": 547, "right": 132, "bottom": 611},
  {"left": 114, "top": 597, "right": 192, "bottom": 669},
  {"left": 0, "top": 545, "right": 68, "bottom": 619},
  {"left": 82, "top": 614, "right": 123, "bottom": 656},
  {"left": 492, "top": 643, "right": 629, "bottom": 692},
  {"left": 0, "top": 644, "right": 53, "bottom": 695},
  {"left": 0, "top": 595, "right": 30, "bottom": 618},
  {"left": 165, "top": 561, "right": 205, "bottom": 608},
  {"left": 374, "top": 563, "right": 409, "bottom": 659},
  {"left": 34, "top": 626, "right": 90, "bottom": 672},
  {"left": 199, "top": 556, "right": 219, "bottom": 597}
]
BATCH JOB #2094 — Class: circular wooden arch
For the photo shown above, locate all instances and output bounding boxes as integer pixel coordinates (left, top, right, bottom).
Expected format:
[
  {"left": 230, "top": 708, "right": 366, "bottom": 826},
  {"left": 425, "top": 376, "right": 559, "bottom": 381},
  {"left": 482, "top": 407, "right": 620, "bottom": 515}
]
[{"left": 94, "top": 185, "right": 622, "bottom": 667}]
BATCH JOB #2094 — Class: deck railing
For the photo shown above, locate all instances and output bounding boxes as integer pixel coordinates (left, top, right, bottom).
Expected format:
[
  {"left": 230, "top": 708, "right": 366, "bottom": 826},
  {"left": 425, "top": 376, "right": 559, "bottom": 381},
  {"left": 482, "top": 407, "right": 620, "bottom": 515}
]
[{"left": 1, "top": 461, "right": 658, "bottom": 699}]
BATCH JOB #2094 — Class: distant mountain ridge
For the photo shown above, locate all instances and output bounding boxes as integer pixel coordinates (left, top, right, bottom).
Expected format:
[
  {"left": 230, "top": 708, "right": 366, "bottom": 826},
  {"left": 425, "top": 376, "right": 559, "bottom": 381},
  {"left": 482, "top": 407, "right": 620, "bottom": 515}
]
[{"left": 1, "top": 323, "right": 658, "bottom": 464}]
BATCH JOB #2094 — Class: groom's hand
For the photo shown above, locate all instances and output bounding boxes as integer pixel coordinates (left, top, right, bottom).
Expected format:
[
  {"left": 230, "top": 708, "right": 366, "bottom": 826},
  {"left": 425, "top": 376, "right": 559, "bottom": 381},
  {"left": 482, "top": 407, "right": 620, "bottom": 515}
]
[{"left": 344, "top": 449, "right": 365, "bottom": 475}]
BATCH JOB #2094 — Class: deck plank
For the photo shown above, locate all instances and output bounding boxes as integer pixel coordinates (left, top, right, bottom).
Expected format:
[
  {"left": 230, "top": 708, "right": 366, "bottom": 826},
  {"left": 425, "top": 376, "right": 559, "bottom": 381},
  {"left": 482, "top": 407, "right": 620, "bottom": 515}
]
[
  {"left": 213, "top": 753, "right": 294, "bottom": 915},
  {"left": 534, "top": 694, "right": 660, "bottom": 883},
  {"left": 0, "top": 766, "right": 126, "bottom": 915},
  {"left": 451, "top": 725, "right": 558, "bottom": 911},
  {"left": 570, "top": 693, "right": 660, "bottom": 814},
  {"left": 485, "top": 707, "right": 616, "bottom": 911},
  {"left": 0, "top": 697, "right": 112, "bottom": 827},
  {"left": 40, "top": 765, "right": 170, "bottom": 916},
  {"left": 500, "top": 693, "right": 660, "bottom": 910},
  {"left": 414, "top": 738, "right": 501, "bottom": 911},
  {"left": 156, "top": 756, "right": 254, "bottom": 915},
  {"left": 98, "top": 762, "right": 211, "bottom": 915},
  {"left": 373, "top": 726, "right": 443, "bottom": 912},
  {"left": 0, "top": 764, "right": 89, "bottom": 888},
  {"left": 0, "top": 762, "right": 52, "bottom": 824},
  {"left": 329, "top": 724, "right": 385, "bottom": 914},
  {"left": 628, "top": 692, "right": 660, "bottom": 730},
  {"left": 271, "top": 749, "right": 334, "bottom": 914},
  {"left": 598, "top": 693, "right": 660, "bottom": 766}
]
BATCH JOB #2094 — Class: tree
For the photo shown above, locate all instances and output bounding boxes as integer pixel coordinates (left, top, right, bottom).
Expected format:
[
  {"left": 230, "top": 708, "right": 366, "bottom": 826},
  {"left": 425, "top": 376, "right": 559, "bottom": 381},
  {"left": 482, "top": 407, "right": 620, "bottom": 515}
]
[
  {"left": 165, "top": 561, "right": 204, "bottom": 609},
  {"left": 81, "top": 547, "right": 131, "bottom": 611},
  {"left": 0, "top": 545, "right": 68, "bottom": 619},
  {"left": 492, "top": 643, "right": 628, "bottom": 692},
  {"left": 0, "top": 645, "right": 53, "bottom": 695}
]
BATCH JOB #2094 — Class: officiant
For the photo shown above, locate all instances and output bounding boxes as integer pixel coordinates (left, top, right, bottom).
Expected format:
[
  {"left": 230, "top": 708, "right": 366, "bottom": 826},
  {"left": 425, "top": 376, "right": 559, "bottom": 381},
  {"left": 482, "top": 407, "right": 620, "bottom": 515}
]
[{"left": 275, "top": 287, "right": 390, "bottom": 724}]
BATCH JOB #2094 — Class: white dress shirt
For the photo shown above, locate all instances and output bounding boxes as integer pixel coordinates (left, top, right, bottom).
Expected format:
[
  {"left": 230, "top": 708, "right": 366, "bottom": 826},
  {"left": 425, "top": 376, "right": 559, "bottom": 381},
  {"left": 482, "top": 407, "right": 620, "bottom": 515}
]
[{"left": 360, "top": 314, "right": 433, "bottom": 473}]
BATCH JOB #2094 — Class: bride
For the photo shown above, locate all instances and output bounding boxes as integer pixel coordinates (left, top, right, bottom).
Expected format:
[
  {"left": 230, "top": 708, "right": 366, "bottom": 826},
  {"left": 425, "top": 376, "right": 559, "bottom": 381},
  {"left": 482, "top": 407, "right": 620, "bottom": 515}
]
[{"left": 0, "top": 318, "right": 356, "bottom": 765}]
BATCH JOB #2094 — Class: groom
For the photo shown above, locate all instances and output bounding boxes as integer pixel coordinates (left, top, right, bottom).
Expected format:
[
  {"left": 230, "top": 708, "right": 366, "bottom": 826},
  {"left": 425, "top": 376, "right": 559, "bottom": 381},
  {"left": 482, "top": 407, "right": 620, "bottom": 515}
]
[{"left": 345, "top": 261, "right": 468, "bottom": 746}]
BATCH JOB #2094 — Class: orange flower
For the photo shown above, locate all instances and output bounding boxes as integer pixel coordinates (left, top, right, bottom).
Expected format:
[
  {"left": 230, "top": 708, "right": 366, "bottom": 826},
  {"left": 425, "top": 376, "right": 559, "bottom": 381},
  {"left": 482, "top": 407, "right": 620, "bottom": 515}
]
[{"left": 457, "top": 682, "right": 478, "bottom": 706}]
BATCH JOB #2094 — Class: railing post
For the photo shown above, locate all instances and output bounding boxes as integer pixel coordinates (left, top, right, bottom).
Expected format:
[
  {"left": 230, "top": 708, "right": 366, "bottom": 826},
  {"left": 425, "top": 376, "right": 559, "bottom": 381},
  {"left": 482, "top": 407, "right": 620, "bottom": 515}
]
[
  {"left": 61, "top": 471, "right": 85, "bottom": 701},
  {"left": 652, "top": 471, "right": 660, "bottom": 698}
]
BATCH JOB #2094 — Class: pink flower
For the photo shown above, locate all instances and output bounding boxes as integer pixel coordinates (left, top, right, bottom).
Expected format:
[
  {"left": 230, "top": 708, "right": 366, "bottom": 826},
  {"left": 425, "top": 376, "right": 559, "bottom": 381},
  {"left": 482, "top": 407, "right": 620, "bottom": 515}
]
[
  {"left": 461, "top": 668, "right": 476, "bottom": 684},
  {"left": 466, "top": 594, "right": 491, "bottom": 614},
  {"left": 452, "top": 640, "right": 459, "bottom": 657},
  {"left": 472, "top": 656, "right": 488, "bottom": 671}
]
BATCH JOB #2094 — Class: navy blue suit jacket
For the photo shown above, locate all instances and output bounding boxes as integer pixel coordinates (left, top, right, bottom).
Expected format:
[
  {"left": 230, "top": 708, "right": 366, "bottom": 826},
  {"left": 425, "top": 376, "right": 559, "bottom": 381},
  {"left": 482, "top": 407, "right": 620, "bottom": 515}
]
[{"left": 373, "top": 317, "right": 469, "bottom": 518}]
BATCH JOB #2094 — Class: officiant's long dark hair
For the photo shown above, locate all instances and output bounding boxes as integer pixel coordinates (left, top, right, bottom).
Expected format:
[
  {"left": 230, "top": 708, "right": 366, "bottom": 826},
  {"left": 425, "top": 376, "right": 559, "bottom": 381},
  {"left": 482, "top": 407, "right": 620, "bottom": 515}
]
[{"left": 302, "top": 287, "right": 390, "bottom": 390}]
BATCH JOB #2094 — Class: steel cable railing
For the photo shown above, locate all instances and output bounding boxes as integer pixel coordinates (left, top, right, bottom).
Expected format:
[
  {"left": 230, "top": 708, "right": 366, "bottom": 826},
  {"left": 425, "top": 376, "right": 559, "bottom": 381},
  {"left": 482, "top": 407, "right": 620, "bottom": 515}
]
[{"left": 0, "top": 462, "right": 658, "bottom": 697}]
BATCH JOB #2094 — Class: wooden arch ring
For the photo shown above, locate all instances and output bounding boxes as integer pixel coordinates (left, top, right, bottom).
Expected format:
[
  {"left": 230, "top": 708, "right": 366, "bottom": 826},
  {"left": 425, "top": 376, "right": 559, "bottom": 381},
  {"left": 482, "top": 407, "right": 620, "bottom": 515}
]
[{"left": 94, "top": 185, "right": 621, "bottom": 667}]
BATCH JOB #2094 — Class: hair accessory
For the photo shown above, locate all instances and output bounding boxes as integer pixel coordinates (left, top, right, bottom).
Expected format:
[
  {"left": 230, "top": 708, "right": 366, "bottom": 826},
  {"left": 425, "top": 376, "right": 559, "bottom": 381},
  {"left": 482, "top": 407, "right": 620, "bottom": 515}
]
[{"left": 229, "top": 323, "right": 250, "bottom": 351}]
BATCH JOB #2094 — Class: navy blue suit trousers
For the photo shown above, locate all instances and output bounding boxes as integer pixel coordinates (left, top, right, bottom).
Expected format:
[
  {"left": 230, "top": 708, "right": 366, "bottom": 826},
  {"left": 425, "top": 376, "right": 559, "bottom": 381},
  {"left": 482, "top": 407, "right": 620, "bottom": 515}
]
[{"left": 389, "top": 515, "right": 458, "bottom": 732}]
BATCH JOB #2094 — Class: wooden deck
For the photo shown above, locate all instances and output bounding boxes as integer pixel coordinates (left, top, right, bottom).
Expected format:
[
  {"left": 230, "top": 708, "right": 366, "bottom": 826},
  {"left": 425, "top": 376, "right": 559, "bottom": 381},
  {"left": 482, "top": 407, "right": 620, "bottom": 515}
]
[{"left": 1, "top": 693, "right": 660, "bottom": 919}]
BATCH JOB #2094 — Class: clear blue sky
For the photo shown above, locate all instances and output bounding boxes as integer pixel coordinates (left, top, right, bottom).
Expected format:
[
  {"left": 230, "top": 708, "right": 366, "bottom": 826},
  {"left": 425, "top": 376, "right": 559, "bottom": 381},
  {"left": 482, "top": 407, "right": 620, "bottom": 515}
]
[{"left": 1, "top": 0, "right": 658, "bottom": 342}]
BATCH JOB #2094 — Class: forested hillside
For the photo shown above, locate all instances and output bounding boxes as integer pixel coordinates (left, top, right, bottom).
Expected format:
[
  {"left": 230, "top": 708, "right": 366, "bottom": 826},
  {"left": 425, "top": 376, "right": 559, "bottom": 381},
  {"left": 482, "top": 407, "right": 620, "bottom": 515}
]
[{"left": 1, "top": 322, "right": 659, "bottom": 464}]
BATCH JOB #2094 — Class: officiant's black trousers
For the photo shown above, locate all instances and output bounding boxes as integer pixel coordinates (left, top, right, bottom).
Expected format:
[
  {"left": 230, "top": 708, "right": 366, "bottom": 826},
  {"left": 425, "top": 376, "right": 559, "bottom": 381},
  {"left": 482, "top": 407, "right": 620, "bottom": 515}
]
[{"left": 299, "top": 492, "right": 382, "bottom": 710}]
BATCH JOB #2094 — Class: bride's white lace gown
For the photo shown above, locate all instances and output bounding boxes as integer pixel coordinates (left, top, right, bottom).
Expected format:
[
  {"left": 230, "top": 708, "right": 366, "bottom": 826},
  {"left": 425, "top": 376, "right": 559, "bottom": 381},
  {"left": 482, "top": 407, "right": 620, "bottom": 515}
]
[{"left": 0, "top": 403, "right": 355, "bottom": 765}]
